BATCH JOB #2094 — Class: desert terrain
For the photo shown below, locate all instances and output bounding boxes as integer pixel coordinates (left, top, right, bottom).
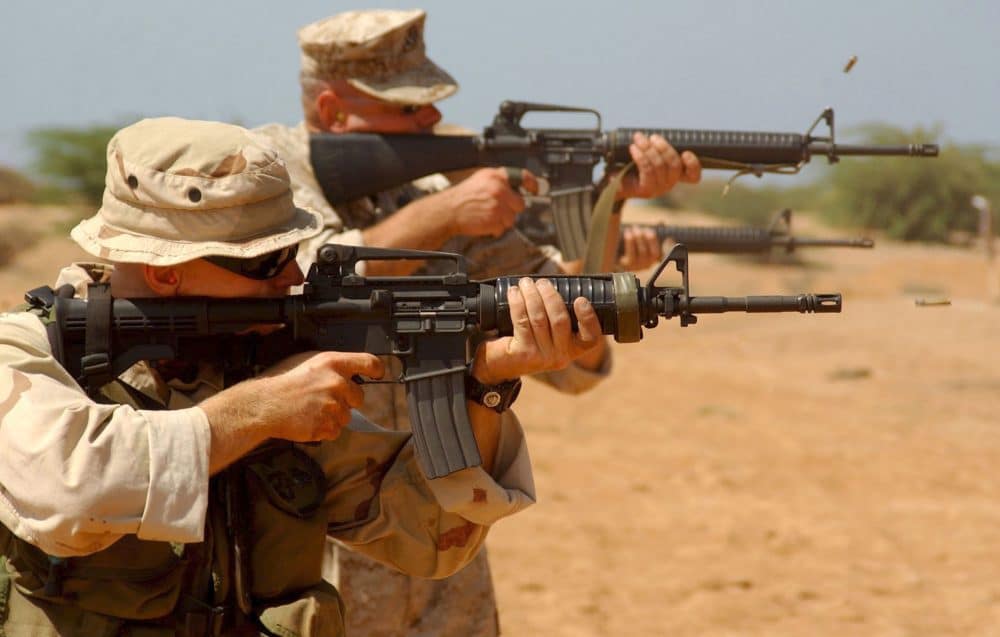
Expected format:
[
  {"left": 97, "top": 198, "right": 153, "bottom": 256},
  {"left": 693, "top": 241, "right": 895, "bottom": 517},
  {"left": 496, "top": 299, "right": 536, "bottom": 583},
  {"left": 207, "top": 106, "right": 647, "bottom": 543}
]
[
  {"left": 490, "top": 206, "right": 1000, "bottom": 637},
  {"left": 1, "top": 203, "right": 997, "bottom": 636}
]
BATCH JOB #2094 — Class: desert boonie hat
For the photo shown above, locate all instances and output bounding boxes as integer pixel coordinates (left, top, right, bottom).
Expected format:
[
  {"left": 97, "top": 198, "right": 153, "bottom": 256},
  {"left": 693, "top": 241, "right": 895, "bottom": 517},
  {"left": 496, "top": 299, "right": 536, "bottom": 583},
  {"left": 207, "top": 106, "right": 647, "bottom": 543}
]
[
  {"left": 297, "top": 9, "right": 457, "bottom": 105},
  {"left": 71, "top": 117, "right": 323, "bottom": 266}
]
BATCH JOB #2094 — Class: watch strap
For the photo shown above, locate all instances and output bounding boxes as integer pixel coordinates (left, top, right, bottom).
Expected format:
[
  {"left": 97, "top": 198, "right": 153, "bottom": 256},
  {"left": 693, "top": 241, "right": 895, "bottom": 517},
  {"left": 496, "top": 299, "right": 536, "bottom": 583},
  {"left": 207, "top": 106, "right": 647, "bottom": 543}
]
[{"left": 465, "top": 372, "right": 522, "bottom": 413}]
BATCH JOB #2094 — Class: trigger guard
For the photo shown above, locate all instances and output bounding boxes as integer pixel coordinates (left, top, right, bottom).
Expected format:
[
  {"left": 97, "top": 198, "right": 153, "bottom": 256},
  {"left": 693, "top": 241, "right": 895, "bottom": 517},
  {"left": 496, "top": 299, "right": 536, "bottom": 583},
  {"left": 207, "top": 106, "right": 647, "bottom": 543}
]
[
  {"left": 503, "top": 167, "right": 549, "bottom": 197},
  {"left": 504, "top": 166, "right": 523, "bottom": 191}
]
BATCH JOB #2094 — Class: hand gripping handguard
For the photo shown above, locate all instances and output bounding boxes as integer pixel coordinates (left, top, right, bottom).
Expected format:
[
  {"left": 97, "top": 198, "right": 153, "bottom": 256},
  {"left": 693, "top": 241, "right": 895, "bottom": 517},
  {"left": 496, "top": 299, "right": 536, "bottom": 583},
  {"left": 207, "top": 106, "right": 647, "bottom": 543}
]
[{"left": 47, "top": 244, "right": 841, "bottom": 479}]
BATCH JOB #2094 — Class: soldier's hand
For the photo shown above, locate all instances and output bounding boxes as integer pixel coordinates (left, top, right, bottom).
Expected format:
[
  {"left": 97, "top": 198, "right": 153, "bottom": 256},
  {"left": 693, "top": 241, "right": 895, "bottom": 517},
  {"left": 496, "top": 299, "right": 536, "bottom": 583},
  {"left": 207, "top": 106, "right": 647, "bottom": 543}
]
[
  {"left": 472, "top": 278, "right": 602, "bottom": 383},
  {"left": 618, "top": 225, "right": 663, "bottom": 271},
  {"left": 252, "top": 351, "right": 384, "bottom": 442},
  {"left": 615, "top": 133, "right": 701, "bottom": 200},
  {"left": 440, "top": 167, "right": 539, "bottom": 238}
]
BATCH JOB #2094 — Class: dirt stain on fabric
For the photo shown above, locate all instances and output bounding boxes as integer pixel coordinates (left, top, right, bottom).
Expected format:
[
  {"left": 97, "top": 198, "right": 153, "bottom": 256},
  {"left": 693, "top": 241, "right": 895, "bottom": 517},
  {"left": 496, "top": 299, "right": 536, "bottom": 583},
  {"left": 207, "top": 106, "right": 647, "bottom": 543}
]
[
  {"left": 353, "top": 456, "right": 391, "bottom": 521},
  {"left": 437, "top": 521, "right": 477, "bottom": 551}
]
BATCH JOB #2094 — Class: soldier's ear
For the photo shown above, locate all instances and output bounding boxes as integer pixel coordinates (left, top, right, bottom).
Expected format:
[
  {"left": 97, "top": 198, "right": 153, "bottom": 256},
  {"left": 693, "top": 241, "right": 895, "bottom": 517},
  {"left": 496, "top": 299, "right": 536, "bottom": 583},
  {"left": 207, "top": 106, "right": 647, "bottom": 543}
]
[
  {"left": 144, "top": 265, "right": 181, "bottom": 296},
  {"left": 316, "top": 89, "right": 348, "bottom": 133}
]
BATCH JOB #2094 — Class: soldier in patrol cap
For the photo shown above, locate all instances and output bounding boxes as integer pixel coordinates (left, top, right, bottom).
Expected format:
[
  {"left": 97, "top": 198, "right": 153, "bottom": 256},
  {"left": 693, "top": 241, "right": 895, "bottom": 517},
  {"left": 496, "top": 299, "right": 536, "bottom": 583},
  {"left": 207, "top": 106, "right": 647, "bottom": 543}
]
[
  {"left": 254, "top": 8, "right": 702, "bottom": 636},
  {"left": 0, "top": 117, "right": 605, "bottom": 636}
]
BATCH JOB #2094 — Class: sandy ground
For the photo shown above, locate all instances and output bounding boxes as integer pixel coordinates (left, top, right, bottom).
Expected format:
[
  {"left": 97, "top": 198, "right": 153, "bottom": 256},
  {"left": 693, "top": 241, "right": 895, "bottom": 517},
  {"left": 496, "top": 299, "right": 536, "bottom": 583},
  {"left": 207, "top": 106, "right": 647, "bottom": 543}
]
[
  {"left": 2, "top": 204, "right": 998, "bottom": 636},
  {"left": 490, "top": 206, "right": 1000, "bottom": 637}
]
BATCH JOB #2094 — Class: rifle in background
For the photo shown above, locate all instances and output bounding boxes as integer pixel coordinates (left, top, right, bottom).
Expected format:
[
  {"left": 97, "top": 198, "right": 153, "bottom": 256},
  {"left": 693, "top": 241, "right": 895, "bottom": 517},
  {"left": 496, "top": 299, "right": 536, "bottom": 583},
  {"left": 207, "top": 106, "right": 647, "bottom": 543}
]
[
  {"left": 516, "top": 208, "right": 874, "bottom": 256},
  {"left": 311, "top": 101, "right": 935, "bottom": 261}
]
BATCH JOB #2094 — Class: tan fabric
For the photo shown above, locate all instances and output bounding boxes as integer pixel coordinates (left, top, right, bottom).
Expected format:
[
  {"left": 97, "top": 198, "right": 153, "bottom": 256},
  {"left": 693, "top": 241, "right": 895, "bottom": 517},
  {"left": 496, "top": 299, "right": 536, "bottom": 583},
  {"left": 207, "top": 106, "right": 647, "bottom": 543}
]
[
  {"left": 255, "top": 121, "right": 611, "bottom": 636},
  {"left": 0, "top": 270, "right": 211, "bottom": 557},
  {"left": 298, "top": 9, "right": 457, "bottom": 105},
  {"left": 335, "top": 548, "right": 497, "bottom": 637},
  {"left": 0, "top": 263, "right": 535, "bottom": 635},
  {"left": 71, "top": 117, "right": 323, "bottom": 265},
  {"left": 253, "top": 122, "right": 364, "bottom": 272}
]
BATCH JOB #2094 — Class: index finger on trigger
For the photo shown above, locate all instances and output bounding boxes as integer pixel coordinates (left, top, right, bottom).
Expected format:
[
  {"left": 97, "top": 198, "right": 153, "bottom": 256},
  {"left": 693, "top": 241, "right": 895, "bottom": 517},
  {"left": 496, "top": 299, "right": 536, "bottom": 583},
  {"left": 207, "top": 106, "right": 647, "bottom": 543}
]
[
  {"left": 344, "top": 353, "right": 385, "bottom": 380},
  {"left": 501, "top": 166, "right": 523, "bottom": 191},
  {"left": 342, "top": 379, "right": 366, "bottom": 410},
  {"left": 496, "top": 181, "right": 526, "bottom": 215},
  {"left": 518, "top": 169, "right": 540, "bottom": 196}
]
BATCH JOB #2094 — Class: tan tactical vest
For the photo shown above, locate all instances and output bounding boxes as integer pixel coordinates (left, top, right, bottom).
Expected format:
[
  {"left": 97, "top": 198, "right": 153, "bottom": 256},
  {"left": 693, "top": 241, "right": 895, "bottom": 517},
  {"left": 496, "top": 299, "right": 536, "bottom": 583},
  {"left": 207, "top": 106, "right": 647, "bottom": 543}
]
[{"left": 0, "top": 287, "right": 346, "bottom": 637}]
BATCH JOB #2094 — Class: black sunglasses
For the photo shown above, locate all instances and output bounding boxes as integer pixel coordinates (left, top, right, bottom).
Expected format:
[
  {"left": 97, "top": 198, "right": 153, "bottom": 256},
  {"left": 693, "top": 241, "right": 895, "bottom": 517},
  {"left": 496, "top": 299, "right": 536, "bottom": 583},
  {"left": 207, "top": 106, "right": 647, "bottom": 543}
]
[{"left": 203, "top": 244, "right": 299, "bottom": 280}]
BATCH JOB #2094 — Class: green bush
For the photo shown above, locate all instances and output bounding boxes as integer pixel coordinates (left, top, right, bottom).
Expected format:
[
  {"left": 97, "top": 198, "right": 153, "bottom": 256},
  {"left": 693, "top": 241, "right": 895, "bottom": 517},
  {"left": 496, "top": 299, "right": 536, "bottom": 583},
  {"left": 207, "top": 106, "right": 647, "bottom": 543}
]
[
  {"left": 655, "top": 179, "right": 826, "bottom": 226},
  {"left": 27, "top": 123, "right": 122, "bottom": 207},
  {"left": 823, "top": 123, "right": 998, "bottom": 242}
]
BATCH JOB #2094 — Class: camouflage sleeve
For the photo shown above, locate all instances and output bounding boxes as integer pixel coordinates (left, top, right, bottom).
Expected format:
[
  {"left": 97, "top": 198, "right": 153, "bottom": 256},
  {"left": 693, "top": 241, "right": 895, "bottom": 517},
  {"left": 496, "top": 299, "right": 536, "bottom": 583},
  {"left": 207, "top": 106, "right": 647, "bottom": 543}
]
[
  {"left": 532, "top": 348, "right": 614, "bottom": 395},
  {"left": 0, "top": 312, "right": 211, "bottom": 557},
  {"left": 318, "top": 410, "right": 534, "bottom": 579}
]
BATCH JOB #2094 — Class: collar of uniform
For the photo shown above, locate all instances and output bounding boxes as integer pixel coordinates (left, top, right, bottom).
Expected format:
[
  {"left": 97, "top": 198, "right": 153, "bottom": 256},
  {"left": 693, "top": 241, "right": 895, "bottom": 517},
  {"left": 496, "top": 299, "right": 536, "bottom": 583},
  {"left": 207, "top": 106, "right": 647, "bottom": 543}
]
[
  {"left": 54, "top": 262, "right": 115, "bottom": 298},
  {"left": 165, "top": 360, "right": 224, "bottom": 395}
]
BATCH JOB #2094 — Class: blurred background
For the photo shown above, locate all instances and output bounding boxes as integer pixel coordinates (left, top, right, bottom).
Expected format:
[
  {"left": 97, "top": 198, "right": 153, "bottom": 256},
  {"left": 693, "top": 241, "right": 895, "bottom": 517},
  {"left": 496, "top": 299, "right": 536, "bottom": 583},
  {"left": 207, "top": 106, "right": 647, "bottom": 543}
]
[
  {"left": 2, "top": 0, "right": 999, "bottom": 240},
  {"left": 2, "top": 2, "right": 998, "bottom": 635}
]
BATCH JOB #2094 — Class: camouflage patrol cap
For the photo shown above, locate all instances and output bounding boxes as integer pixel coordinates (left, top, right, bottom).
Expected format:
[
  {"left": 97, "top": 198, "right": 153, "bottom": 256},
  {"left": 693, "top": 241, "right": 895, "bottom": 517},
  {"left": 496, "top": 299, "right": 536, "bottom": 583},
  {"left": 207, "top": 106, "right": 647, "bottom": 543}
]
[
  {"left": 298, "top": 9, "right": 457, "bottom": 105},
  {"left": 71, "top": 117, "right": 323, "bottom": 266}
]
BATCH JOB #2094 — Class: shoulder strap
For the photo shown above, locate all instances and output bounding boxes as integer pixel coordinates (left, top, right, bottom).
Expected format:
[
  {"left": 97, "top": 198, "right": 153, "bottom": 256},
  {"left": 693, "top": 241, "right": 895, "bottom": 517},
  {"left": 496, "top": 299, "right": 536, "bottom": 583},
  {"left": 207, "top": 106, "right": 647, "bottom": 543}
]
[
  {"left": 23, "top": 284, "right": 74, "bottom": 370},
  {"left": 79, "top": 283, "right": 114, "bottom": 396}
]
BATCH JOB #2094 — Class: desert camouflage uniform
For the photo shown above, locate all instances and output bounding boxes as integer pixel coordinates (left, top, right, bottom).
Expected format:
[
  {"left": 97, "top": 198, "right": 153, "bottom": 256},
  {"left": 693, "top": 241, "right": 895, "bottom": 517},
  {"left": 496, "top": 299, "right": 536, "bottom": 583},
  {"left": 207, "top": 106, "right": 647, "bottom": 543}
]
[
  {"left": 0, "top": 264, "right": 536, "bottom": 637},
  {"left": 0, "top": 117, "right": 539, "bottom": 637},
  {"left": 255, "top": 121, "right": 610, "bottom": 636}
]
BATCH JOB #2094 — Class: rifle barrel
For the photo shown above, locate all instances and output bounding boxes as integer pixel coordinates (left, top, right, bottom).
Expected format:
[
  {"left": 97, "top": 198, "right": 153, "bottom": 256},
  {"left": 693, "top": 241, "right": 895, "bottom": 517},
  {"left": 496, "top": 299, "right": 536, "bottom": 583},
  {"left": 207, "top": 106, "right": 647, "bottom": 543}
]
[
  {"left": 781, "top": 237, "right": 875, "bottom": 249},
  {"left": 616, "top": 223, "right": 874, "bottom": 254},
  {"left": 682, "top": 294, "right": 842, "bottom": 314},
  {"left": 808, "top": 142, "right": 939, "bottom": 157}
]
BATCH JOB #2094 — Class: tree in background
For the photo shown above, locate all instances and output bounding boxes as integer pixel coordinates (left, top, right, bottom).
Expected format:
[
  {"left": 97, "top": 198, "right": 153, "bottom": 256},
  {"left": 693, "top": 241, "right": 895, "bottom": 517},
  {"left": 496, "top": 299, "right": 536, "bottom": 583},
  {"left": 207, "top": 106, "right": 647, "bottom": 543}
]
[
  {"left": 27, "top": 123, "right": 121, "bottom": 206},
  {"left": 657, "top": 179, "right": 824, "bottom": 227},
  {"left": 825, "top": 123, "right": 998, "bottom": 242}
]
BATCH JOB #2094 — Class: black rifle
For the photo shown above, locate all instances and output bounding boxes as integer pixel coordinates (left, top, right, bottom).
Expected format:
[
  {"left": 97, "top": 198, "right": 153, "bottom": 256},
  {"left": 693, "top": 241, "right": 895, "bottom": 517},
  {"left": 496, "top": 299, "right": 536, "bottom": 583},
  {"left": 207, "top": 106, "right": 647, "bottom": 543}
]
[
  {"left": 516, "top": 208, "right": 875, "bottom": 256},
  {"left": 46, "top": 244, "right": 841, "bottom": 479},
  {"left": 310, "top": 101, "right": 936, "bottom": 261}
]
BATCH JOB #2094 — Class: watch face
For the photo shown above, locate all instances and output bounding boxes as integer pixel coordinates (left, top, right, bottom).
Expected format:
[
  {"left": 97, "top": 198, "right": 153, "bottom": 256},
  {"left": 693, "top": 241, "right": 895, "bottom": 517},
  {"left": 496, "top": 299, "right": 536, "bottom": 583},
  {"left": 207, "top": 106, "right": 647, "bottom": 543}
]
[{"left": 483, "top": 390, "right": 502, "bottom": 408}]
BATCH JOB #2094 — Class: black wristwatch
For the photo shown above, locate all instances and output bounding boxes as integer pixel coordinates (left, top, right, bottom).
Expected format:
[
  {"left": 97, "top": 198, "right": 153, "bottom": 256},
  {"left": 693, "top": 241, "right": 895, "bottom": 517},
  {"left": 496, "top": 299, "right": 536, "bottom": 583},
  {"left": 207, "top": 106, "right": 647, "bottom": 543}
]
[{"left": 465, "top": 372, "right": 522, "bottom": 413}]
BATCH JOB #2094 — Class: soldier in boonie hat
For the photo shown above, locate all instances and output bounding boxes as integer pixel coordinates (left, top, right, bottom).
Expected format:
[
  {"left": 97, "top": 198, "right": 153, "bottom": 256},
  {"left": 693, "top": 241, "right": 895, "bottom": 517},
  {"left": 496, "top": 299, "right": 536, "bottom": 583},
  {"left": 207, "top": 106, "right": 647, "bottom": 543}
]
[
  {"left": 0, "top": 114, "right": 565, "bottom": 636},
  {"left": 71, "top": 117, "right": 323, "bottom": 266},
  {"left": 298, "top": 9, "right": 457, "bottom": 105}
]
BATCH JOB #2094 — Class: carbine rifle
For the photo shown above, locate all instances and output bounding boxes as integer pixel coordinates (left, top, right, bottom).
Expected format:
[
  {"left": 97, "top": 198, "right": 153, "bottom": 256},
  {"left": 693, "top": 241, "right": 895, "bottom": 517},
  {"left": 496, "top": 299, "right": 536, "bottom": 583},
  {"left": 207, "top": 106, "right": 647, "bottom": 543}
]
[{"left": 43, "top": 244, "right": 841, "bottom": 479}]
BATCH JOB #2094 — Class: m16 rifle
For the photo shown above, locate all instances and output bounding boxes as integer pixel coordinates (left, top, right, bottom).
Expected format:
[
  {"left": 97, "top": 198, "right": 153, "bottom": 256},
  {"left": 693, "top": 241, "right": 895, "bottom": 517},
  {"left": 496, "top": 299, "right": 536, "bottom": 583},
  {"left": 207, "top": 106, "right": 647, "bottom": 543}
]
[
  {"left": 310, "top": 101, "right": 936, "bottom": 262},
  {"left": 515, "top": 208, "right": 875, "bottom": 256},
  {"left": 45, "top": 244, "right": 841, "bottom": 480}
]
